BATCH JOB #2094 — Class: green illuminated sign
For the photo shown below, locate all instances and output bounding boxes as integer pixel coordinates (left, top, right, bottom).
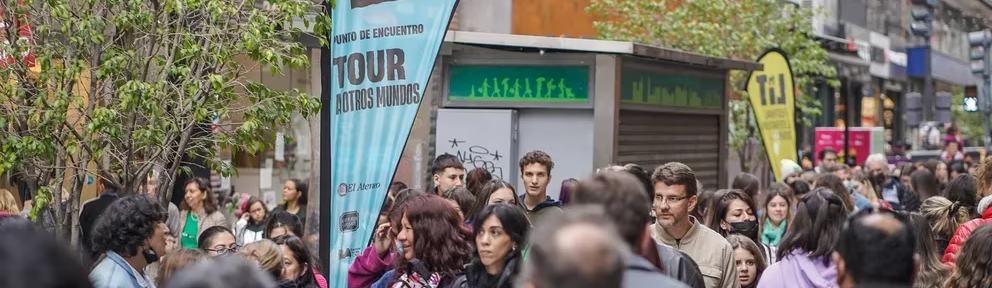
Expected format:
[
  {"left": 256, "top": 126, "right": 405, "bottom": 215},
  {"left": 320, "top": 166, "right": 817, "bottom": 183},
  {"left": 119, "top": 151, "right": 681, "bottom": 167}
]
[
  {"left": 620, "top": 67, "right": 725, "bottom": 109},
  {"left": 448, "top": 65, "right": 590, "bottom": 102}
]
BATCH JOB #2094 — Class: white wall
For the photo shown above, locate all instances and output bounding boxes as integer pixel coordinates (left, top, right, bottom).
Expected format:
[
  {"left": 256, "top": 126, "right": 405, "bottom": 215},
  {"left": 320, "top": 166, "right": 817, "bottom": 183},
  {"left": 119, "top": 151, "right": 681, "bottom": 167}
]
[{"left": 516, "top": 109, "right": 595, "bottom": 200}]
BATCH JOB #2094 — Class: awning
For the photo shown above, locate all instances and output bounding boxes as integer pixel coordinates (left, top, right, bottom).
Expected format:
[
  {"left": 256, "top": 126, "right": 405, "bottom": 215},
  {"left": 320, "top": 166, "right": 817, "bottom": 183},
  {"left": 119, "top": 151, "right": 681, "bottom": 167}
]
[
  {"left": 827, "top": 53, "right": 870, "bottom": 67},
  {"left": 828, "top": 52, "right": 872, "bottom": 82}
]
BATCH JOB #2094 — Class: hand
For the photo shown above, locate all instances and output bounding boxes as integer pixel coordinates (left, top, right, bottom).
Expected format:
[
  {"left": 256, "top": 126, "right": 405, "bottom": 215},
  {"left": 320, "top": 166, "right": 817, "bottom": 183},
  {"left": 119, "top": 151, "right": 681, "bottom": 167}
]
[
  {"left": 373, "top": 223, "right": 393, "bottom": 257},
  {"left": 241, "top": 212, "right": 251, "bottom": 221},
  {"left": 165, "top": 235, "right": 177, "bottom": 251}
]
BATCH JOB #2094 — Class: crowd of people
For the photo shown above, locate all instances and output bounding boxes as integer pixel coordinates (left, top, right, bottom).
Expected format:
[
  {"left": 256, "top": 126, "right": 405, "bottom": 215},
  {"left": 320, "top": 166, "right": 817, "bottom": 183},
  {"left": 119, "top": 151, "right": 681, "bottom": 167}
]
[
  {"left": 2, "top": 146, "right": 992, "bottom": 288},
  {"left": 0, "top": 169, "right": 322, "bottom": 288}
]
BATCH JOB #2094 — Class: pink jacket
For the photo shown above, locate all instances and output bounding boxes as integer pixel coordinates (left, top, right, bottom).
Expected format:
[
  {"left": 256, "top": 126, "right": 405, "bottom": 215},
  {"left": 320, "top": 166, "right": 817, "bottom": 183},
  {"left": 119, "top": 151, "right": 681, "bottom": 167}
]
[
  {"left": 314, "top": 269, "right": 328, "bottom": 288},
  {"left": 348, "top": 245, "right": 396, "bottom": 288}
]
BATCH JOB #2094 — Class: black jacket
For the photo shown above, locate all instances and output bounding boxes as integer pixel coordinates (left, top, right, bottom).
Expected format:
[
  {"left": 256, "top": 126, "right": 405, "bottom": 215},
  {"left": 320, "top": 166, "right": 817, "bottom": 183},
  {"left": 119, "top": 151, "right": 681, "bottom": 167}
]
[
  {"left": 882, "top": 177, "right": 920, "bottom": 212},
  {"left": 656, "top": 242, "right": 706, "bottom": 288},
  {"left": 78, "top": 192, "right": 119, "bottom": 261}
]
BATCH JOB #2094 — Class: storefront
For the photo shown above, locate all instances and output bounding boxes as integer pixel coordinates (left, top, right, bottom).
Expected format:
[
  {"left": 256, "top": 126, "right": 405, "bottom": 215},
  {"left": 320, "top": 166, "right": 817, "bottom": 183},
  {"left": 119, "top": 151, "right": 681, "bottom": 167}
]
[{"left": 426, "top": 31, "right": 758, "bottom": 194}]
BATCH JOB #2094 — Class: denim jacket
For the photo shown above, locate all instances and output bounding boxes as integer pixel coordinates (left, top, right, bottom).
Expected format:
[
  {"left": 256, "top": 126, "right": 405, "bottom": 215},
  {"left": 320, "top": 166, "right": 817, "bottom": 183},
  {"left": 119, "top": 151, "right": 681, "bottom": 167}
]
[{"left": 89, "top": 251, "right": 156, "bottom": 288}]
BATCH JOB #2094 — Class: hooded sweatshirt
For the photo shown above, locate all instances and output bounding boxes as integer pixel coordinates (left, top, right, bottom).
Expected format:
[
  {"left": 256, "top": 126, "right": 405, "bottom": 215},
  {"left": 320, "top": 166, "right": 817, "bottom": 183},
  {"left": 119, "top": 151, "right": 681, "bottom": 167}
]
[
  {"left": 520, "top": 195, "right": 562, "bottom": 227},
  {"left": 756, "top": 250, "right": 838, "bottom": 288}
]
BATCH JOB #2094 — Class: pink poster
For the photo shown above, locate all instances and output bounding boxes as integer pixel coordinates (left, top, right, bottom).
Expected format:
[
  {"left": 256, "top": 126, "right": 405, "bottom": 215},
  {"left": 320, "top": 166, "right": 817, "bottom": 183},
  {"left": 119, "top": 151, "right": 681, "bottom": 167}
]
[{"left": 814, "top": 127, "right": 881, "bottom": 167}]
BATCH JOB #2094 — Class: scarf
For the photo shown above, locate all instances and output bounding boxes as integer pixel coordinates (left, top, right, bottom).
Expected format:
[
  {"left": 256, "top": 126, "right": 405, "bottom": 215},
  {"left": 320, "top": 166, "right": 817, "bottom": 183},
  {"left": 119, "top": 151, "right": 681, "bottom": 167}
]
[
  {"left": 391, "top": 272, "right": 442, "bottom": 288},
  {"left": 761, "top": 218, "right": 786, "bottom": 247}
]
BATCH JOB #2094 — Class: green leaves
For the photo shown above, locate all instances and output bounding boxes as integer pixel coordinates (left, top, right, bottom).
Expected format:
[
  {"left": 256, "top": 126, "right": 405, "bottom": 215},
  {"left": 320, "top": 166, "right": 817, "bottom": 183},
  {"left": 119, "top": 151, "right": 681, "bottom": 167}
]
[
  {"left": 589, "top": 0, "right": 836, "bottom": 151},
  {"left": 0, "top": 0, "right": 333, "bottom": 233}
]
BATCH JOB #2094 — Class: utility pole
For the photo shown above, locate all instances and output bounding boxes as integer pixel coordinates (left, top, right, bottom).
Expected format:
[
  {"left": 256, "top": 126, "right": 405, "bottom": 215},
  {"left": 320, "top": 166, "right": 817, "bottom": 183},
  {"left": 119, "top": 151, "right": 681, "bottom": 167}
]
[
  {"left": 969, "top": 30, "right": 992, "bottom": 152},
  {"left": 910, "top": 0, "right": 937, "bottom": 121}
]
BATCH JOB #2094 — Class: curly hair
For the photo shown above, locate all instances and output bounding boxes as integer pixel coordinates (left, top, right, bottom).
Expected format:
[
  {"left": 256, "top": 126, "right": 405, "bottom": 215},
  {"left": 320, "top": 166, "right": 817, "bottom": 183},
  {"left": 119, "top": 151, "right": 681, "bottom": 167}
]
[
  {"left": 391, "top": 194, "right": 472, "bottom": 283},
  {"left": 91, "top": 195, "right": 168, "bottom": 258},
  {"left": 977, "top": 157, "right": 992, "bottom": 197},
  {"left": 518, "top": 150, "right": 554, "bottom": 175},
  {"left": 943, "top": 224, "right": 992, "bottom": 288}
]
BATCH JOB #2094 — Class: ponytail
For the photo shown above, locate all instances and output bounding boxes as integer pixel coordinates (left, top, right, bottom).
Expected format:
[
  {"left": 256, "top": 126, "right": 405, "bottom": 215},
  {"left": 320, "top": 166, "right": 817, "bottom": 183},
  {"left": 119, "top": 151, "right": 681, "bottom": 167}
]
[{"left": 922, "top": 197, "right": 970, "bottom": 241}]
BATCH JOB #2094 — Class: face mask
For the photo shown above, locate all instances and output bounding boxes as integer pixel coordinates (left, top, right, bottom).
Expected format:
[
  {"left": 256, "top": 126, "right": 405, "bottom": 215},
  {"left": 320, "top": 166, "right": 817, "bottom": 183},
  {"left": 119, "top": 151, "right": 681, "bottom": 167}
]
[
  {"left": 872, "top": 173, "right": 887, "bottom": 186},
  {"left": 729, "top": 220, "right": 760, "bottom": 241},
  {"left": 143, "top": 248, "right": 159, "bottom": 264}
]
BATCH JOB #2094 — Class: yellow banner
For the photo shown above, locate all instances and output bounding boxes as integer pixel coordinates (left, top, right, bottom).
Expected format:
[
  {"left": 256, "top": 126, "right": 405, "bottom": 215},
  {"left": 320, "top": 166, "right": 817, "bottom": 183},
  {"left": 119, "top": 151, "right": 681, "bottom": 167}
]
[{"left": 746, "top": 49, "right": 798, "bottom": 182}]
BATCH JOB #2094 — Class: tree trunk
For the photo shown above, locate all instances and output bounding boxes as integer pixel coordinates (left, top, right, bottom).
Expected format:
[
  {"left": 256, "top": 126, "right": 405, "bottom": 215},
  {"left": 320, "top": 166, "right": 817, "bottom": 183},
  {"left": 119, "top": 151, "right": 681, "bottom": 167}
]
[{"left": 66, "top": 152, "right": 92, "bottom": 247}]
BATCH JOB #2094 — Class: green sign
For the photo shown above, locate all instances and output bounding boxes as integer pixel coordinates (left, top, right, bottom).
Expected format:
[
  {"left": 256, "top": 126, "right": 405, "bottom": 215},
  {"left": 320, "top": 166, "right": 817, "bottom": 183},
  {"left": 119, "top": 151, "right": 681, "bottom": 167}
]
[
  {"left": 620, "top": 67, "right": 725, "bottom": 109},
  {"left": 448, "top": 65, "right": 590, "bottom": 102}
]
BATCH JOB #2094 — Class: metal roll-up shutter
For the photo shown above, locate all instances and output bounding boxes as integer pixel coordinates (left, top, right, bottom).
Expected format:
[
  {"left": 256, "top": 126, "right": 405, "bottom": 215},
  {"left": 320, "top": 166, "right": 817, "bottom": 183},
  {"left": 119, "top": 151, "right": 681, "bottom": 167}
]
[{"left": 617, "top": 110, "right": 721, "bottom": 189}]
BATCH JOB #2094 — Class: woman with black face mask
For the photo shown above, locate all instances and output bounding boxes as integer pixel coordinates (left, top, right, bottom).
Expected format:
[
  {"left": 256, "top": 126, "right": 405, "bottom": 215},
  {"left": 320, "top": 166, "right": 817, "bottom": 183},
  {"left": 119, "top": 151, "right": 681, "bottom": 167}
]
[
  {"left": 706, "top": 189, "right": 777, "bottom": 266},
  {"left": 90, "top": 195, "right": 170, "bottom": 288}
]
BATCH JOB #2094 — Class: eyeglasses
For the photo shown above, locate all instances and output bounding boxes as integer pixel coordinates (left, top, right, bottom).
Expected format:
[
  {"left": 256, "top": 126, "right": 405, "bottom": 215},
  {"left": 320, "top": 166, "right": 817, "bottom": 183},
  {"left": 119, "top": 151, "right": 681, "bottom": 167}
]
[
  {"left": 655, "top": 195, "right": 687, "bottom": 205},
  {"left": 207, "top": 245, "right": 240, "bottom": 256}
]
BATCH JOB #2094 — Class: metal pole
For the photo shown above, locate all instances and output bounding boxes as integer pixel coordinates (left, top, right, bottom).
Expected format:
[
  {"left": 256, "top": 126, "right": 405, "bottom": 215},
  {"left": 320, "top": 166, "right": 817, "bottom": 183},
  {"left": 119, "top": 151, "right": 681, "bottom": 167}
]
[
  {"left": 923, "top": 41, "right": 935, "bottom": 122},
  {"left": 983, "top": 110, "right": 990, "bottom": 152},
  {"left": 844, "top": 79, "right": 852, "bottom": 166},
  {"left": 985, "top": 43, "right": 992, "bottom": 152}
]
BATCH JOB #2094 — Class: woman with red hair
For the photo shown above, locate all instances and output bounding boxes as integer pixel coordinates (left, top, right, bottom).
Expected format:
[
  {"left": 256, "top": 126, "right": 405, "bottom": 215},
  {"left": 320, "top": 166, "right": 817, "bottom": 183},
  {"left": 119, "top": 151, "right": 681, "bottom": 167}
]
[{"left": 372, "top": 194, "right": 472, "bottom": 288}]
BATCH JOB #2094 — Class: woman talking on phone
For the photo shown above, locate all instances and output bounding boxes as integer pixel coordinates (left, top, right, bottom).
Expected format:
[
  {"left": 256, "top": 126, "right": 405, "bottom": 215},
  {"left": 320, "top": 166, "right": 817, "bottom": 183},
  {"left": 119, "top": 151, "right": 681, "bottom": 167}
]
[
  {"left": 235, "top": 197, "right": 269, "bottom": 245},
  {"left": 371, "top": 194, "right": 472, "bottom": 288},
  {"left": 348, "top": 189, "right": 425, "bottom": 288}
]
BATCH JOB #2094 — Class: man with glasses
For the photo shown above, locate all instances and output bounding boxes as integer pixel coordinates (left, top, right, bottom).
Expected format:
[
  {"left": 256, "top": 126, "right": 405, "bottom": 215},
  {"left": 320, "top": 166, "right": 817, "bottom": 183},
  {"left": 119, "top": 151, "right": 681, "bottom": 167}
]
[
  {"left": 816, "top": 147, "right": 839, "bottom": 173},
  {"left": 650, "top": 162, "right": 738, "bottom": 288},
  {"left": 834, "top": 208, "right": 917, "bottom": 288}
]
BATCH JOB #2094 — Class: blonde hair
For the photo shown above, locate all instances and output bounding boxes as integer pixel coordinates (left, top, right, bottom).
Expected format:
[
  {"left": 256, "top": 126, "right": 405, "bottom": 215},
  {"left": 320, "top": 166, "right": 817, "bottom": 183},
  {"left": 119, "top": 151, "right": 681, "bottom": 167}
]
[
  {"left": 0, "top": 189, "right": 20, "bottom": 215},
  {"left": 156, "top": 249, "right": 207, "bottom": 287},
  {"left": 239, "top": 239, "right": 283, "bottom": 279},
  {"left": 921, "top": 196, "right": 970, "bottom": 242}
]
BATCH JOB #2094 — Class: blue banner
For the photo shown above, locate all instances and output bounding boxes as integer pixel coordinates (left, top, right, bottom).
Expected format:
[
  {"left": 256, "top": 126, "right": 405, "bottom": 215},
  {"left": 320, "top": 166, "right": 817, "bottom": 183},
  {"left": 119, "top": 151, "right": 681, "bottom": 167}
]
[{"left": 326, "top": 0, "right": 457, "bottom": 287}]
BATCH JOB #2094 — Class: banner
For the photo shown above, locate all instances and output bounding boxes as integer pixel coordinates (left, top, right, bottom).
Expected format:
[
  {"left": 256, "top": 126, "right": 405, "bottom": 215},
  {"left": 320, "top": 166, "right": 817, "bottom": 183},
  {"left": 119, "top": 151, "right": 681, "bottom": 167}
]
[
  {"left": 326, "top": 0, "right": 458, "bottom": 287},
  {"left": 745, "top": 49, "right": 798, "bottom": 182}
]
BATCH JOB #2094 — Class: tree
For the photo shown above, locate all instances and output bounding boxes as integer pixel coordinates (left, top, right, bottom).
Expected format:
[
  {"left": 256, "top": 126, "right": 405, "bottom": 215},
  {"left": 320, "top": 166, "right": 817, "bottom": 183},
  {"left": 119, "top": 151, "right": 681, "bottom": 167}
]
[
  {"left": 0, "top": 0, "right": 329, "bottom": 244},
  {"left": 950, "top": 87, "right": 984, "bottom": 146},
  {"left": 587, "top": 0, "right": 838, "bottom": 171}
]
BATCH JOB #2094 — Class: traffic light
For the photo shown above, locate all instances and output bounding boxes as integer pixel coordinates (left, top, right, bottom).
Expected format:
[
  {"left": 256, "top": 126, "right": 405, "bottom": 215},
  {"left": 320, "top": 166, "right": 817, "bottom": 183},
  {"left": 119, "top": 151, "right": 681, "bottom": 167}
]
[
  {"left": 910, "top": 0, "right": 938, "bottom": 38},
  {"left": 936, "top": 91, "right": 952, "bottom": 123},
  {"left": 906, "top": 92, "right": 922, "bottom": 127},
  {"left": 965, "top": 85, "right": 979, "bottom": 112},
  {"left": 969, "top": 30, "right": 992, "bottom": 76}
]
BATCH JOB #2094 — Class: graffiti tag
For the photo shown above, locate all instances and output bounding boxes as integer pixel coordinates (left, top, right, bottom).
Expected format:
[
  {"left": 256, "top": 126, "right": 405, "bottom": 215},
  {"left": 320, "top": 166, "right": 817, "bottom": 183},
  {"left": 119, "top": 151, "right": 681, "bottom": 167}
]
[{"left": 449, "top": 139, "right": 505, "bottom": 180}]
